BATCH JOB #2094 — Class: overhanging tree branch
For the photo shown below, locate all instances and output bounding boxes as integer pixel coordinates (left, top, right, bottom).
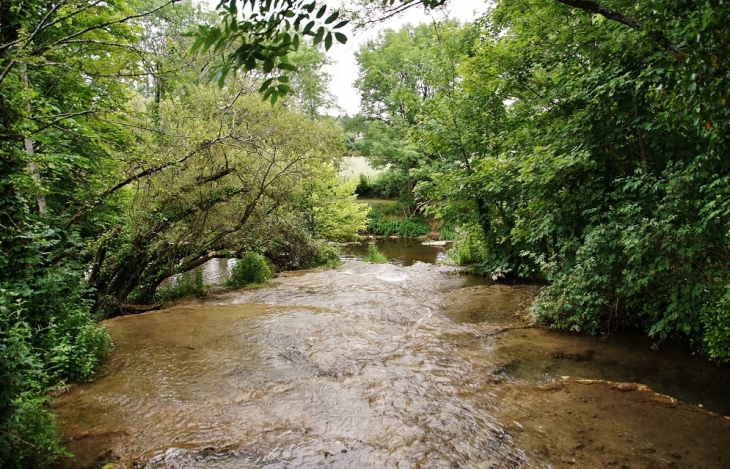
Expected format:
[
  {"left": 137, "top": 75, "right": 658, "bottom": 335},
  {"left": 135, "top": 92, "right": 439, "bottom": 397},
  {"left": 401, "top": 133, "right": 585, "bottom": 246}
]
[
  {"left": 64, "top": 136, "right": 227, "bottom": 228},
  {"left": 555, "top": 0, "right": 687, "bottom": 60}
]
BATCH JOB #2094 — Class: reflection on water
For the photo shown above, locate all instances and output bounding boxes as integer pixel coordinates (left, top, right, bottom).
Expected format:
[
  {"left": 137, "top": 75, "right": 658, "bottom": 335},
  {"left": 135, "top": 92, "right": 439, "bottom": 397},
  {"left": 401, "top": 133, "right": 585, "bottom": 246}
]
[
  {"left": 169, "top": 239, "right": 449, "bottom": 289},
  {"left": 339, "top": 238, "right": 449, "bottom": 266},
  {"left": 53, "top": 261, "right": 730, "bottom": 469},
  {"left": 202, "top": 258, "right": 236, "bottom": 285}
]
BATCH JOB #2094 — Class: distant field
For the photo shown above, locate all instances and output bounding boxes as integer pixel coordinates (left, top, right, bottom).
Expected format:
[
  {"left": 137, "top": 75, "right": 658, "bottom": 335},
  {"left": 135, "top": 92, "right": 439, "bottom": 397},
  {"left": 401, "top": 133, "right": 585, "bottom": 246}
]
[
  {"left": 357, "top": 198, "right": 396, "bottom": 205},
  {"left": 339, "top": 156, "right": 384, "bottom": 183}
]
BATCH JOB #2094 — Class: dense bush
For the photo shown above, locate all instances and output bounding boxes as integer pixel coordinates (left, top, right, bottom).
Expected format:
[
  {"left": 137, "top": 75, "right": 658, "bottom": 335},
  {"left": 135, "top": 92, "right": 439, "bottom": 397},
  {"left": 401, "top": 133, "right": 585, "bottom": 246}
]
[
  {"left": 226, "top": 253, "right": 273, "bottom": 287},
  {"left": 701, "top": 287, "right": 730, "bottom": 362},
  {"left": 355, "top": 174, "right": 376, "bottom": 198},
  {"left": 262, "top": 221, "right": 342, "bottom": 271},
  {"left": 366, "top": 210, "right": 429, "bottom": 237},
  {"left": 0, "top": 290, "right": 111, "bottom": 468}
]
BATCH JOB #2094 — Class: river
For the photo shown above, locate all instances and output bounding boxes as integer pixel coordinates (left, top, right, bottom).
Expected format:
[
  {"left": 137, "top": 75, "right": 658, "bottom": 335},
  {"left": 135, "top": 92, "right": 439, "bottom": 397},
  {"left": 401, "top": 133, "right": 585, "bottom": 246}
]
[{"left": 52, "top": 240, "right": 730, "bottom": 468}]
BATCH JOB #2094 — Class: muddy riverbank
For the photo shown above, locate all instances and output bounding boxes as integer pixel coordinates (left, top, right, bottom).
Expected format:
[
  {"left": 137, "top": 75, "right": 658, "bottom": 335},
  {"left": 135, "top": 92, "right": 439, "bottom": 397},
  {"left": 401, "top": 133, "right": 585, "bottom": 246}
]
[{"left": 52, "top": 262, "right": 730, "bottom": 468}]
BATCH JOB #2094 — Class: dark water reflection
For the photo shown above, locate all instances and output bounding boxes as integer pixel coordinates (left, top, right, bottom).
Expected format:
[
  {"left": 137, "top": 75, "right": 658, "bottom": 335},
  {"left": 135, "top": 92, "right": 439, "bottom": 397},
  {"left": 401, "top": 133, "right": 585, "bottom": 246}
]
[
  {"left": 339, "top": 238, "right": 450, "bottom": 266},
  {"left": 174, "top": 239, "right": 449, "bottom": 289}
]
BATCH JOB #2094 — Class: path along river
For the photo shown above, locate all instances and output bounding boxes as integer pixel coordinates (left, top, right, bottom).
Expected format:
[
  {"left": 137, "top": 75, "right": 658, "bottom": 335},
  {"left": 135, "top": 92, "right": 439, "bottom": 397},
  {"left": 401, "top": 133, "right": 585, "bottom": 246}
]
[{"left": 53, "top": 241, "right": 730, "bottom": 468}]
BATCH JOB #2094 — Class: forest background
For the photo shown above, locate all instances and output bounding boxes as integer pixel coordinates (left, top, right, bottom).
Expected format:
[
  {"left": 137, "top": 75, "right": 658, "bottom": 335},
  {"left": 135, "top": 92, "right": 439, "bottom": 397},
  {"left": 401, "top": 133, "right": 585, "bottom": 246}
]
[{"left": 0, "top": 0, "right": 728, "bottom": 466}]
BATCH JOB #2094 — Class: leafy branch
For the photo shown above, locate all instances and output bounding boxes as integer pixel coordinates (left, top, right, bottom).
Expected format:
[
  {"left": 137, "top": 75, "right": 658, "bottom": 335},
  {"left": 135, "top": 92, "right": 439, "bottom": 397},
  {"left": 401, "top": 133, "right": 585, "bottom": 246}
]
[{"left": 189, "top": 0, "right": 348, "bottom": 104}]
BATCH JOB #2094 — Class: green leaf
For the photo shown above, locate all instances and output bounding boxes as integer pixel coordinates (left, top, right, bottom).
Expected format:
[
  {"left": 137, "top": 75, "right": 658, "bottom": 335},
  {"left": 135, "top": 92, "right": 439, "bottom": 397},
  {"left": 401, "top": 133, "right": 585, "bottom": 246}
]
[
  {"left": 325, "top": 11, "right": 339, "bottom": 25},
  {"left": 191, "top": 35, "right": 206, "bottom": 53},
  {"left": 277, "top": 62, "right": 297, "bottom": 71},
  {"left": 335, "top": 32, "right": 347, "bottom": 44},
  {"left": 259, "top": 78, "right": 274, "bottom": 93},
  {"left": 313, "top": 26, "right": 324, "bottom": 45}
]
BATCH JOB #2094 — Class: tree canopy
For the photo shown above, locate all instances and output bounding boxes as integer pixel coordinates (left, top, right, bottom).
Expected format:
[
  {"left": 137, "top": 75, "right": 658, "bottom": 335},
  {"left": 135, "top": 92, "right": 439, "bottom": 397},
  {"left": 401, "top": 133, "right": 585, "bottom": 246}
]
[{"left": 351, "top": 0, "right": 730, "bottom": 360}]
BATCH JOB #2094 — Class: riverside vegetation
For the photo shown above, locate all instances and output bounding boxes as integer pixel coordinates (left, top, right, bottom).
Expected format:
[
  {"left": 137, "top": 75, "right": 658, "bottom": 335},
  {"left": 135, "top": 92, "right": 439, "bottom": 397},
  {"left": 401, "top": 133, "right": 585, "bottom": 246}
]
[
  {"left": 345, "top": 0, "right": 730, "bottom": 363},
  {"left": 0, "top": 0, "right": 361, "bottom": 465},
  {"left": 1, "top": 0, "right": 728, "bottom": 466}
]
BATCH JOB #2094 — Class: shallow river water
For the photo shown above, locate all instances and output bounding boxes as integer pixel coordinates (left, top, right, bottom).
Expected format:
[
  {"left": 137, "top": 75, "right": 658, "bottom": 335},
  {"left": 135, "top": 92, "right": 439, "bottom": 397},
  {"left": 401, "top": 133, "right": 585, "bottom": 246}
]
[{"left": 53, "top": 251, "right": 730, "bottom": 468}]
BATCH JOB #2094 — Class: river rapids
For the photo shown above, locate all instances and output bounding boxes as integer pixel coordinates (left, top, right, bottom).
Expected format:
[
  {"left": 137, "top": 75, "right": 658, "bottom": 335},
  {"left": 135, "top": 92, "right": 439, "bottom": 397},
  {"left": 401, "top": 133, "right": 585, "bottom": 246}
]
[{"left": 52, "top": 261, "right": 730, "bottom": 468}]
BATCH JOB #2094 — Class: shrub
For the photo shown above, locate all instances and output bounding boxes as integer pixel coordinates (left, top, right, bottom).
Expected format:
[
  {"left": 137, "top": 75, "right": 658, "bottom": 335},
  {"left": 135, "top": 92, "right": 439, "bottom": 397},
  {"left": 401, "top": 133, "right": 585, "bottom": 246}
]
[
  {"left": 157, "top": 269, "right": 205, "bottom": 304},
  {"left": 437, "top": 221, "right": 456, "bottom": 241},
  {"left": 226, "top": 253, "right": 272, "bottom": 287},
  {"left": 43, "top": 309, "right": 112, "bottom": 382},
  {"left": 702, "top": 287, "right": 730, "bottom": 362},
  {"left": 0, "top": 291, "right": 108, "bottom": 468},
  {"left": 363, "top": 243, "right": 387, "bottom": 263},
  {"left": 366, "top": 210, "right": 429, "bottom": 237},
  {"left": 309, "top": 242, "right": 342, "bottom": 268},
  {"left": 355, "top": 174, "right": 375, "bottom": 198}
]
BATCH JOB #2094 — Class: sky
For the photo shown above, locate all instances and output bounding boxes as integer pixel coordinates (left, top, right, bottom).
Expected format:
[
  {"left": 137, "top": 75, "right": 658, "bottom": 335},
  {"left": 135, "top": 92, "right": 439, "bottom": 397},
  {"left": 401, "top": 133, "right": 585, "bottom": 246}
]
[
  {"left": 323, "top": 1, "right": 488, "bottom": 116},
  {"left": 202, "top": 0, "right": 489, "bottom": 116}
]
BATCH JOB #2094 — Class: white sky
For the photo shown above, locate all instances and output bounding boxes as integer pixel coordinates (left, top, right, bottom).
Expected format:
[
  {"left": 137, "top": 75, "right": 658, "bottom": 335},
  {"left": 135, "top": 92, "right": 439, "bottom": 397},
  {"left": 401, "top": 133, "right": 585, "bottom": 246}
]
[
  {"left": 202, "top": 0, "right": 489, "bottom": 116},
  {"left": 324, "top": 1, "right": 488, "bottom": 116}
]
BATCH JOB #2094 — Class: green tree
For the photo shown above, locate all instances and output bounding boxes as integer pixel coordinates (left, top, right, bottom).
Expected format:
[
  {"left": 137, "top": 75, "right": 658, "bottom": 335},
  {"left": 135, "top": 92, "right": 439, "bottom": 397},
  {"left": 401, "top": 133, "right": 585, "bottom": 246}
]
[
  {"left": 354, "top": 22, "right": 465, "bottom": 212},
  {"left": 92, "top": 83, "right": 351, "bottom": 310},
  {"left": 287, "top": 43, "right": 339, "bottom": 117},
  {"left": 352, "top": 0, "right": 730, "bottom": 359}
]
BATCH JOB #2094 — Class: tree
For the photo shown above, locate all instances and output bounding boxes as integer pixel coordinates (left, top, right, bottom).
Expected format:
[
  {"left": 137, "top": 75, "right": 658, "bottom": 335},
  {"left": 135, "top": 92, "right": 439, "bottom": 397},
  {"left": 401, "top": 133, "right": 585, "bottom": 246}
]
[
  {"left": 92, "top": 82, "right": 351, "bottom": 310},
  {"left": 353, "top": 22, "right": 465, "bottom": 212},
  {"left": 352, "top": 0, "right": 730, "bottom": 360},
  {"left": 286, "top": 42, "right": 339, "bottom": 117},
  {"left": 0, "top": 0, "right": 365, "bottom": 463},
  {"left": 0, "top": 0, "right": 160, "bottom": 463}
]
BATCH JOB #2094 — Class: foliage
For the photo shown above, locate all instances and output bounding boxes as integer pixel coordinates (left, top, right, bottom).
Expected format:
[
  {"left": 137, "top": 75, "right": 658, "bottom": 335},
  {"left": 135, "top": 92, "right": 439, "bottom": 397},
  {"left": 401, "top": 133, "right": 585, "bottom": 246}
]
[
  {"left": 305, "top": 173, "right": 370, "bottom": 242},
  {"left": 287, "top": 43, "right": 339, "bottom": 116},
  {"left": 352, "top": 1, "right": 730, "bottom": 359},
  {"left": 701, "top": 287, "right": 730, "bottom": 362},
  {"left": 366, "top": 210, "right": 429, "bottom": 238},
  {"left": 355, "top": 174, "right": 376, "bottom": 198},
  {"left": 189, "top": 0, "right": 348, "bottom": 104},
  {"left": 363, "top": 243, "right": 387, "bottom": 263},
  {"left": 436, "top": 221, "right": 456, "bottom": 241},
  {"left": 0, "top": 0, "right": 362, "bottom": 463},
  {"left": 91, "top": 84, "right": 350, "bottom": 309},
  {"left": 157, "top": 269, "right": 206, "bottom": 305},
  {"left": 0, "top": 291, "right": 109, "bottom": 468},
  {"left": 226, "top": 253, "right": 272, "bottom": 287}
]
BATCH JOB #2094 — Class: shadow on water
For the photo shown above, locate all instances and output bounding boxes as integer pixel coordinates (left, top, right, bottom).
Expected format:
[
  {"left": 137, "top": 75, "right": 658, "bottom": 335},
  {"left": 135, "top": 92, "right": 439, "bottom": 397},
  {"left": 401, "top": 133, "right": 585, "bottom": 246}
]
[
  {"left": 443, "top": 284, "right": 730, "bottom": 416},
  {"left": 52, "top": 242, "right": 730, "bottom": 469}
]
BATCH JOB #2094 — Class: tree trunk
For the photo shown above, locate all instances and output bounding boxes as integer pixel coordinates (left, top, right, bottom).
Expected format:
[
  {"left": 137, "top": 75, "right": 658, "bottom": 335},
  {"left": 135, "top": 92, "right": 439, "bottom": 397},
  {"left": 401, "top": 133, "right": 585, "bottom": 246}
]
[{"left": 21, "top": 63, "right": 47, "bottom": 217}]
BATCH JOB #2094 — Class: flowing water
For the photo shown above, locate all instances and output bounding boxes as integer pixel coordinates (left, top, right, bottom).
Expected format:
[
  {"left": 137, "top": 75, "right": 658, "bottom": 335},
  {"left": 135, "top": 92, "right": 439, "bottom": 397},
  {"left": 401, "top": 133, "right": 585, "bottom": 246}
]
[{"left": 53, "top": 242, "right": 730, "bottom": 468}]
